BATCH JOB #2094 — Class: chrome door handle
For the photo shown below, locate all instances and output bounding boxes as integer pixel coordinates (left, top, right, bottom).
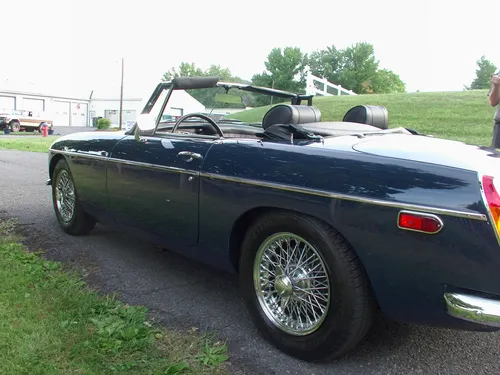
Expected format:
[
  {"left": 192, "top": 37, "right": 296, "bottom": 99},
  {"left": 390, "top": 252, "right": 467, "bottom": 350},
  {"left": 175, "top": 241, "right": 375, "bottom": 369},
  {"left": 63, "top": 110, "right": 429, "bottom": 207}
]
[{"left": 177, "top": 151, "right": 202, "bottom": 162}]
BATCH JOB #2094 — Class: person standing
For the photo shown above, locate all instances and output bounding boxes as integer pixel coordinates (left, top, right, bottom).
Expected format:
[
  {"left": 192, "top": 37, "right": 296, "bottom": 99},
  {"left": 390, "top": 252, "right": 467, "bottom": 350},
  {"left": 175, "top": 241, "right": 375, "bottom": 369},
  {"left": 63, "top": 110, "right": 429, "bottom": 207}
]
[{"left": 489, "top": 73, "right": 500, "bottom": 148}]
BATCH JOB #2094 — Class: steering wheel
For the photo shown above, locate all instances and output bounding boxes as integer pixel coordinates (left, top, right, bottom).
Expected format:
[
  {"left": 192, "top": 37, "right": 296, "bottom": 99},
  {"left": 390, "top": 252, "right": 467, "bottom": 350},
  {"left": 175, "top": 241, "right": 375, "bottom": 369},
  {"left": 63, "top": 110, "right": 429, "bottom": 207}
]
[{"left": 170, "top": 113, "right": 224, "bottom": 138}]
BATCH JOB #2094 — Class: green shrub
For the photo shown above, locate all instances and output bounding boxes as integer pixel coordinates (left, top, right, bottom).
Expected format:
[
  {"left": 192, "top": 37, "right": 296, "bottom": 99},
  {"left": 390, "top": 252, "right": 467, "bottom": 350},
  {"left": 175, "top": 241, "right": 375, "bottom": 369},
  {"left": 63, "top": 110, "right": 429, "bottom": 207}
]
[{"left": 97, "top": 118, "right": 111, "bottom": 130}]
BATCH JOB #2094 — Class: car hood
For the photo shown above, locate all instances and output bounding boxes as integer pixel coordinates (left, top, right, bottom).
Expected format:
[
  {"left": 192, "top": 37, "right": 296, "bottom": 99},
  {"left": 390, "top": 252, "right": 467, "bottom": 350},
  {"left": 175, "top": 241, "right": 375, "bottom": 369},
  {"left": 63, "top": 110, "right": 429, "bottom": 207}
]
[{"left": 350, "top": 133, "right": 500, "bottom": 174}]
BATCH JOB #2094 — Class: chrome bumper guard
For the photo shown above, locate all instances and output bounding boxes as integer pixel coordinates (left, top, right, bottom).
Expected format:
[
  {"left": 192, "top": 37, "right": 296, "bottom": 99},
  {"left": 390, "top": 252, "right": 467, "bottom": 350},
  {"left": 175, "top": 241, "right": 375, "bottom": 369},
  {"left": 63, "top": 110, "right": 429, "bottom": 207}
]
[{"left": 444, "top": 293, "right": 500, "bottom": 327}]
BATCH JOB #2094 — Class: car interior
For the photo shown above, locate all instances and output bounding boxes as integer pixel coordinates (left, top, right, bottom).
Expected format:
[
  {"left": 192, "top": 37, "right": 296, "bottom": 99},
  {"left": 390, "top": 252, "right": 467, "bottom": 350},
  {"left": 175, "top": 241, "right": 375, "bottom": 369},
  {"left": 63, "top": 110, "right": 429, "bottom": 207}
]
[{"left": 151, "top": 103, "right": 414, "bottom": 141}]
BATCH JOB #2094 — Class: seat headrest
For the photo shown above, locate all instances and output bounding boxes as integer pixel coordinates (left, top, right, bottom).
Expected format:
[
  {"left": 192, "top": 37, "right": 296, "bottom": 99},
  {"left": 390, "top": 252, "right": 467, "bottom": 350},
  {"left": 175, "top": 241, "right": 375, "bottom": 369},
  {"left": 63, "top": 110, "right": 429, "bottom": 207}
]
[
  {"left": 262, "top": 104, "right": 321, "bottom": 130},
  {"left": 343, "top": 105, "right": 389, "bottom": 130}
]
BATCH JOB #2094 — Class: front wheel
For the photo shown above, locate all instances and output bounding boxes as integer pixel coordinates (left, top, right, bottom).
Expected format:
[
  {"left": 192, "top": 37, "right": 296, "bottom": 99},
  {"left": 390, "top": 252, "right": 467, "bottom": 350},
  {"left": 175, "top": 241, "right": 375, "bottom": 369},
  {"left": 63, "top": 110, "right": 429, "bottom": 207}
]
[
  {"left": 10, "top": 120, "right": 20, "bottom": 132},
  {"left": 52, "top": 158, "right": 96, "bottom": 235},
  {"left": 239, "top": 211, "right": 375, "bottom": 361}
]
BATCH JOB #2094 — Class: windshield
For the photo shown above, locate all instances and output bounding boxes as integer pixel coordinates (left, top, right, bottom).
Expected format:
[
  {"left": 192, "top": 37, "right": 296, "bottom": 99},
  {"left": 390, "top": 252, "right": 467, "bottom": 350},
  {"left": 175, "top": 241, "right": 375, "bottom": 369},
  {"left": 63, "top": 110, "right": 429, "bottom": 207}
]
[{"left": 136, "top": 85, "right": 295, "bottom": 132}]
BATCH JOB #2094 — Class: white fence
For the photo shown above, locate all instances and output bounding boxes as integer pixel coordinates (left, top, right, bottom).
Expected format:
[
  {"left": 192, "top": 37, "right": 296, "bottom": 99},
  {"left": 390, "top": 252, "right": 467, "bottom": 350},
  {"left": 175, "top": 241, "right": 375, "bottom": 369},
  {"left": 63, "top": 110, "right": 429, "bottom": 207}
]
[{"left": 305, "top": 72, "right": 357, "bottom": 96}]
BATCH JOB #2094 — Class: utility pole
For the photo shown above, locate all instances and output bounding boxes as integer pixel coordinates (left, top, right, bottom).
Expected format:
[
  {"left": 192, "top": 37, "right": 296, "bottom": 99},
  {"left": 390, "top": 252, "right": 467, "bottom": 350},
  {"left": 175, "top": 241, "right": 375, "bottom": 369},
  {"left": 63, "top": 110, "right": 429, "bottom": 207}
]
[{"left": 119, "top": 57, "right": 124, "bottom": 130}]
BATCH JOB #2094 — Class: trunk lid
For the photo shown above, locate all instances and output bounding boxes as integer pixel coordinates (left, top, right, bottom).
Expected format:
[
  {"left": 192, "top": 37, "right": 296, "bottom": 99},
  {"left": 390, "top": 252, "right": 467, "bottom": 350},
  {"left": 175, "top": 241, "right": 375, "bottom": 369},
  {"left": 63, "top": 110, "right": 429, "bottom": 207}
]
[{"left": 350, "top": 133, "right": 500, "bottom": 174}]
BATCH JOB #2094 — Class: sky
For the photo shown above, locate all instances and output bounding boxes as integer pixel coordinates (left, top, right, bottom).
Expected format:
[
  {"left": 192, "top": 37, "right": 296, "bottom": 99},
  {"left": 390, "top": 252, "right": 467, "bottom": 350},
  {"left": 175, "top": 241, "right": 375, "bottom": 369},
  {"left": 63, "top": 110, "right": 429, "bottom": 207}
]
[{"left": 1, "top": 0, "right": 499, "bottom": 99}]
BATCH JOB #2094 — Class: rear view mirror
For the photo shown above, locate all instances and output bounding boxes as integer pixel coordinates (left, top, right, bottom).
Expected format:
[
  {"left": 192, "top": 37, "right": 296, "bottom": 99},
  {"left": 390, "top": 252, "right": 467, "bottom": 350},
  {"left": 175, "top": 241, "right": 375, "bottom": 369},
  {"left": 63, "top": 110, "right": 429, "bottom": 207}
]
[{"left": 215, "top": 93, "right": 242, "bottom": 104}]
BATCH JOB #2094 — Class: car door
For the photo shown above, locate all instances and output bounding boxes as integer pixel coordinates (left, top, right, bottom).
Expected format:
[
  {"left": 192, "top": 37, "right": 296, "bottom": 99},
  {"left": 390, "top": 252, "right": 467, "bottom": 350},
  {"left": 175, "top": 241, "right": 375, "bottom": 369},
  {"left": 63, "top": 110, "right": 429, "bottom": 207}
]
[{"left": 106, "top": 133, "right": 215, "bottom": 248}]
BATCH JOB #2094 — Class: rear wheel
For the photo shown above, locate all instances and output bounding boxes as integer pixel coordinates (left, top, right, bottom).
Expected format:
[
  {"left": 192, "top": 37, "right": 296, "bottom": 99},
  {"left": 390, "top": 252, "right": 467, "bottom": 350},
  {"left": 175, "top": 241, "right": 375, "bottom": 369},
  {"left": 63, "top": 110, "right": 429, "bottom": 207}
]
[
  {"left": 239, "top": 210, "right": 374, "bottom": 361},
  {"left": 52, "top": 158, "right": 96, "bottom": 235}
]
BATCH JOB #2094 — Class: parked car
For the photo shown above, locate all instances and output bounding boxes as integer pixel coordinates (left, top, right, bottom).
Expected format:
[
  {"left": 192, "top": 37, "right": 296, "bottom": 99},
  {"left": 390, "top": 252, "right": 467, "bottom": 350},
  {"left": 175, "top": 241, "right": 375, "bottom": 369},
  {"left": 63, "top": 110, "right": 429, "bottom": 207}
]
[
  {"left": 46, "top": 76, "right": 500, "bottom": 361},
  {"left": 0, "top": 109, "right": 53, "bottom": 132}
]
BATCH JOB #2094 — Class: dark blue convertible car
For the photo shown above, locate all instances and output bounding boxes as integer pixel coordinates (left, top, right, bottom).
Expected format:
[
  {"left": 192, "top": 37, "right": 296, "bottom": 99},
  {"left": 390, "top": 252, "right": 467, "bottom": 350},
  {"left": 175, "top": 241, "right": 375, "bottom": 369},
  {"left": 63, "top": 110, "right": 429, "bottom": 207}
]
[{"left": 47, "top": 76, "right": 500, "bottom": 361}]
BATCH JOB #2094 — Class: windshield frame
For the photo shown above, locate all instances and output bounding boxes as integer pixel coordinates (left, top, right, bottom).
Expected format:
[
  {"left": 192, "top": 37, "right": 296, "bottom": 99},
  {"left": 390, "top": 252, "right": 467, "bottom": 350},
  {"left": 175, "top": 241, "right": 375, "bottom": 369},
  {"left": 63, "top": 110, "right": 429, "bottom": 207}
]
[
  {"left": 136, "top": 76, "right": 314, "bottom": 137},
  {"left": 141, "top": 76, "right": 313, "bottom": 116}
]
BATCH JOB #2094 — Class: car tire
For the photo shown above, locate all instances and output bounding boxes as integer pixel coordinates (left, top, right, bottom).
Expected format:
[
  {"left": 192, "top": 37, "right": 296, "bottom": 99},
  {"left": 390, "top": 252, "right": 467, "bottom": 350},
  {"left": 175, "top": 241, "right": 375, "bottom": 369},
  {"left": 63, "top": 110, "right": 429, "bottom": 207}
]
[
  {"left": 51, "top": 158, "right": 96, "bottom": 235},
  {"left": 239, "top": 210, "right": 374, "bottom": 362},
  {"left": 10, "top": 120, "right": 20, "bottom": 132}
]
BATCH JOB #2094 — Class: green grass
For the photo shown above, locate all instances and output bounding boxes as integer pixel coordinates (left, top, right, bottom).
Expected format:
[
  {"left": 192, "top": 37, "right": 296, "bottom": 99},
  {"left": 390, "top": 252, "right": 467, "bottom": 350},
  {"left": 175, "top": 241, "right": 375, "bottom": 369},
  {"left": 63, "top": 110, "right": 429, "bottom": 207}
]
[
  {"left": 0, "top": 136, "right": 59, "bottom": 152},
  {"left": 229, "top": 89, "right": 497, "bottom": 146},
  {"left": 0, "top": 219, "right": 230, "bottom": 375}
]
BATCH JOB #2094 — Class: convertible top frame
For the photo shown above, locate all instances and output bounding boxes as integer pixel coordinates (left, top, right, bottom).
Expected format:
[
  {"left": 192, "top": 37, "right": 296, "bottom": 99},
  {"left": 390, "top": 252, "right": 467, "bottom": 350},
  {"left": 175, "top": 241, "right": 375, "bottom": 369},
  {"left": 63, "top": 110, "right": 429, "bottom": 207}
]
[{"left": 141, "top": 76, "right": 314, "bottom": 116}]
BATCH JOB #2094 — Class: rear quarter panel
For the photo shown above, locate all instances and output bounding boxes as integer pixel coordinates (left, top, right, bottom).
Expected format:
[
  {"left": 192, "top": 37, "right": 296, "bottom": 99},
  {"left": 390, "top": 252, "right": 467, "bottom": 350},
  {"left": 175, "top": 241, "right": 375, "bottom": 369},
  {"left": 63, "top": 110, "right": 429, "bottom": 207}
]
[{"left": 199, "top": 139, "right": 500, "bottom": 329}]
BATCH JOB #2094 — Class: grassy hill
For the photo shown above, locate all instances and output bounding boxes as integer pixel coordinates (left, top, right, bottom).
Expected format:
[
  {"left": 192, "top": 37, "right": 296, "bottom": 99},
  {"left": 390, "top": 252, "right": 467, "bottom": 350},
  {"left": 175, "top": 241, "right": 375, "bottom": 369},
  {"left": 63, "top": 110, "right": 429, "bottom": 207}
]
[{"left": 228, "top": 90, "right": 497, "bottom": 146}]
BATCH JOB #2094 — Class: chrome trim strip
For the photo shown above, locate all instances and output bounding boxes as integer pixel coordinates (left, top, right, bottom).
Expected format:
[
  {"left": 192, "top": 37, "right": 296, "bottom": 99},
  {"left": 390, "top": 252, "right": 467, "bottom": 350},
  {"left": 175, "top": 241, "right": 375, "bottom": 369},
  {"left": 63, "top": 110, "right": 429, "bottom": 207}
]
[
  {"left": 107, "top": 158, "right": 198, "bottom": 175},
  {"left": 49, "top": 149, "right": 488, "bottom": 222},
  {"left": 477, "top": 171, "right": 500, "bottom": 246},
  {"left": 49, "top": 149, "right": 199, "bottom": 175},
  {"left": 200, "top": 172, "right": 488, "bottom": 221},
  {"left": 51, "top": 148, "right": 107, "bottom": 161},
  {"left": 397, "top": 210, "right": 444, "bottom": 234},
  {"left": 444, "top": 292, "right": 500, "bottom": 328}
]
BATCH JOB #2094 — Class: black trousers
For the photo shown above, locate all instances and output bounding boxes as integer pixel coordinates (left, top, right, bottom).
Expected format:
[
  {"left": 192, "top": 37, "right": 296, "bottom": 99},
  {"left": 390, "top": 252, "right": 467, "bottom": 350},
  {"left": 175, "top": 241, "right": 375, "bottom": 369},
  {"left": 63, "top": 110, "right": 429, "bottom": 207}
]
[{"left": 492, "top": 121, "right": 500, "bottom": 149}]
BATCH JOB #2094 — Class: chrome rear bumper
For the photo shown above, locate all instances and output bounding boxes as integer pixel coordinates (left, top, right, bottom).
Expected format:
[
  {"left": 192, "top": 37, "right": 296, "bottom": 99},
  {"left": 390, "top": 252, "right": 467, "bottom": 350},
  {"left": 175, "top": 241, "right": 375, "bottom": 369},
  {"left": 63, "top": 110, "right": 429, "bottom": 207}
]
[{"left": 444, "top": 293, "right": 500, "bottom": 327}]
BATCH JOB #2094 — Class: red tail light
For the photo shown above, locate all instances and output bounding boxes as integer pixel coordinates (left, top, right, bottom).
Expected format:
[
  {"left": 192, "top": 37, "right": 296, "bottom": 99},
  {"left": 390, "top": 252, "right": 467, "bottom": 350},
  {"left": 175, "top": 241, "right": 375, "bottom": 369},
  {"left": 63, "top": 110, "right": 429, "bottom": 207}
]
[
  {"left": 398, "top": 211, "right": 443, "bottom": 234},
  {"left": 482, "top": 175, "right": 500, "bottom": 234}
]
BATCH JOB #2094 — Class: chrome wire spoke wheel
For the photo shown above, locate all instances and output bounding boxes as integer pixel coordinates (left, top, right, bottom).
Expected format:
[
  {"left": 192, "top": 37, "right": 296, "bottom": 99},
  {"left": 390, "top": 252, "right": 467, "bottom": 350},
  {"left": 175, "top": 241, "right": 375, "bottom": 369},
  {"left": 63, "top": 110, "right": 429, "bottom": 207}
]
[
  {"left": 55, "top": 170, "right": 76, "bottom": 223},
  {"left": 253, "top": 232, "right": 331, "bottom": 335}
]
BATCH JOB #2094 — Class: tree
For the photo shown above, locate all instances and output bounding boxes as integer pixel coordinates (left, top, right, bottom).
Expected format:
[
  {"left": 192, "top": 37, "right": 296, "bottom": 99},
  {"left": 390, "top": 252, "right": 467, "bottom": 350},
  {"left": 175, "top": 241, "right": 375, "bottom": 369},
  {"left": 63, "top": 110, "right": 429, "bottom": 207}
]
[
  {"left": 161, "top": 63, "right": 255, "bottom": 108},
  {"left": 162, "top": 62, "right": 203, "bottom": 82},
  {"left": 370, "top": 69, "right": 406, "bottom": 94},
  {"left": 308, "top": 45, "right": 343, "bottom": 84},
  {"left": 251, "top": 47, "right": 308, "bottom": 105},
  {"left": 307, "top": 42, "right": 406, "bottom": 94},
  {"left": 337, "top": 42, "right": 379, "bottom": 94},
  {"left": 465, "top": 56, "right": 497, "bottom": 90}
]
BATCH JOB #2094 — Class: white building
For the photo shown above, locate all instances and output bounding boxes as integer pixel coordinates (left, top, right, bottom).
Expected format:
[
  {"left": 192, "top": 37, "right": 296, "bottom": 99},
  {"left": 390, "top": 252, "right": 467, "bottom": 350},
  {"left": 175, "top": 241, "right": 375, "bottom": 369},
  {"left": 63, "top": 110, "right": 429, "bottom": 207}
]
[
  {"left": 89, "top": 96, "right": 145, "bottom": 127},
  {"left": 0, "top": 79, "right": 206, "bottom": 127},
  {"left": 0, "top": 85, "right": 91, "bottom": 127}
]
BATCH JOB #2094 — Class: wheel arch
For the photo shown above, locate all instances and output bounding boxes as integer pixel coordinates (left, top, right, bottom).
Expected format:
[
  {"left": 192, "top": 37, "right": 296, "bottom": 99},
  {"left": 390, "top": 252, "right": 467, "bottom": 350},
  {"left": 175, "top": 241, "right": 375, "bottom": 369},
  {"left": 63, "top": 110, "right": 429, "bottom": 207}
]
[
  {"left": 49, "top": 152, "right": 97, "bottom": 235},
  {"left": 229, "top": 206, "right": 273, "bottom": 272},
  {"left": 49, "top": 153, "right": 66, "bottom": 179},
  {"left": 228, "top": 206, "right": 379, "bottom": 308}
]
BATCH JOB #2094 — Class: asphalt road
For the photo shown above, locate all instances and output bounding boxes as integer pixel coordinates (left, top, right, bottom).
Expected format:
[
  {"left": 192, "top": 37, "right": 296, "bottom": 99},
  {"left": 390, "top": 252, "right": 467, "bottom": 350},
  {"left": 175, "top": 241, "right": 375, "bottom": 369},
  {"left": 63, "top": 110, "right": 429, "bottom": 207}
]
[{"left": 1, "top": 149, "right": 500, "bottom": 375}]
